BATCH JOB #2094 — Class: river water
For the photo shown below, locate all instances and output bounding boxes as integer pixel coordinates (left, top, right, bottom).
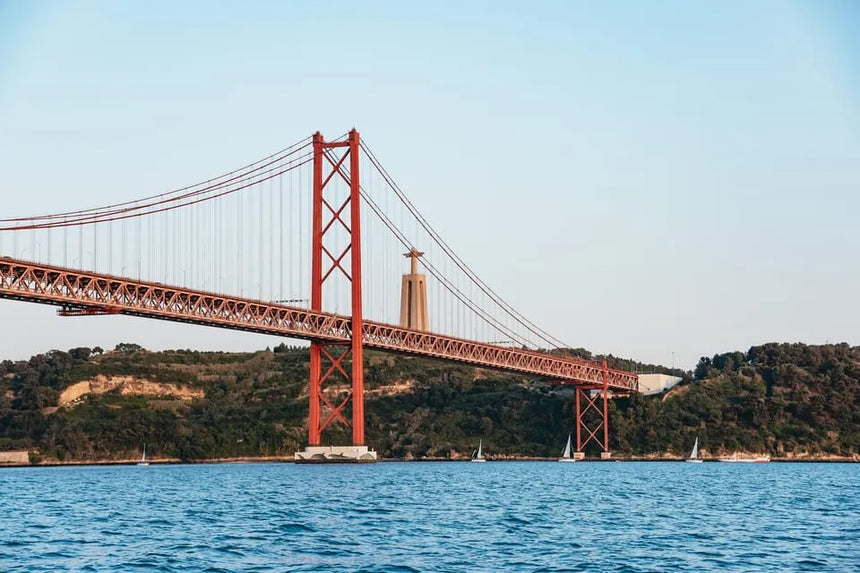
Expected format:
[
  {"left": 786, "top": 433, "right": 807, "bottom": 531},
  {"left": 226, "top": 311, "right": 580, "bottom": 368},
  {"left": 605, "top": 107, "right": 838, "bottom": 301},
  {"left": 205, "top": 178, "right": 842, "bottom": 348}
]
[{"left": 1, "top": 461, "right": 857, "bottom": 572}]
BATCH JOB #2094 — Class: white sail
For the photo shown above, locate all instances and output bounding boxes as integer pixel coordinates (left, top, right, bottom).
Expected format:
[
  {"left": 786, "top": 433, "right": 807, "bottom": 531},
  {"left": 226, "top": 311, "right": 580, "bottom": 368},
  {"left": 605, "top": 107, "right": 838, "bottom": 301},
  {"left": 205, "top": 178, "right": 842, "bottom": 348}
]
[
  {"left": 141, "top": 444, "right": 146, "bottom": 463},
  {"left": 558, "top": 434, "right": 576, "bottom": 462},
  {"left": 470, "top": 439, "right": 486, "bottom": 462},
  {"left": 690, "top": 438, "right": 698, "bottom": 460}
]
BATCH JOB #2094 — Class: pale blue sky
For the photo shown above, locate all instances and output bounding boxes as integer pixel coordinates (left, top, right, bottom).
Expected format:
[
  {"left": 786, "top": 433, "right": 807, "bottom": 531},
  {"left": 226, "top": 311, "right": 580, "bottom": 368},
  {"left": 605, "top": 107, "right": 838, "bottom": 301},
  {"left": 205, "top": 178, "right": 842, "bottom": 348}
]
[{"left": 0, "top": 1, "right": 858, "bottom": 368}]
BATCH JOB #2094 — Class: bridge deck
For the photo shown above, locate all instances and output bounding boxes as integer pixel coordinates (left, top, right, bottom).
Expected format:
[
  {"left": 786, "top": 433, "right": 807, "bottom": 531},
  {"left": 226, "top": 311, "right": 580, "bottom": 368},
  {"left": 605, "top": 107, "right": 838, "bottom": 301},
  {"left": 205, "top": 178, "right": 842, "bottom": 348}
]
[{"left": 0, "top": 257, "right": 638, "bottom": 391}]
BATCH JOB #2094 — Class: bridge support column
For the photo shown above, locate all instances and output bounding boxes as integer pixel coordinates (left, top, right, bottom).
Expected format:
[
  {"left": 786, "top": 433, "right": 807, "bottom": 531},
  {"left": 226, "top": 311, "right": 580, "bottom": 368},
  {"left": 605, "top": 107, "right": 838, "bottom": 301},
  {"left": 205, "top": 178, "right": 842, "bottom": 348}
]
[
  {"left": 298, "top": 129, "right": 375, "bottom": 462},
  {"left": 574, "top": 359, "right": 611, "bottom": 459}
]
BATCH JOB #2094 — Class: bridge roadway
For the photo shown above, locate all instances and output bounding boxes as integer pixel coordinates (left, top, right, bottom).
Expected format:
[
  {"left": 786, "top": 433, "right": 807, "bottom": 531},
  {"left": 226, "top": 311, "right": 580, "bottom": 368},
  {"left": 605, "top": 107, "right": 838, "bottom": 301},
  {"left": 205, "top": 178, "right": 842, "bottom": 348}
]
[{"left": 0, "top": 257, "right": 638, "bottom": 391}]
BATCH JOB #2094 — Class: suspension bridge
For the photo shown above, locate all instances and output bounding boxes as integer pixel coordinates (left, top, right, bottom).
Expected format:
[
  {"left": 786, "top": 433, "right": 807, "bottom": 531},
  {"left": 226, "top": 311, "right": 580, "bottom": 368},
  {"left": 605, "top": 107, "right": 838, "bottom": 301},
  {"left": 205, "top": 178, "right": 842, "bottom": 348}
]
[{"left": 0, "top": 129, "right": 637, "bottom": 461}]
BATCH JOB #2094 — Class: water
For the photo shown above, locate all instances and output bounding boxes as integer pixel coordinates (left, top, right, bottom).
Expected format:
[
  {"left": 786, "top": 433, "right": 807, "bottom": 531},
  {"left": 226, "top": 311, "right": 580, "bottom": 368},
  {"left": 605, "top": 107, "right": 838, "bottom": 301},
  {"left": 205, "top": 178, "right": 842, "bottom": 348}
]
[{"left": 1, "top": 462, "right": 857, "bottom": 572}]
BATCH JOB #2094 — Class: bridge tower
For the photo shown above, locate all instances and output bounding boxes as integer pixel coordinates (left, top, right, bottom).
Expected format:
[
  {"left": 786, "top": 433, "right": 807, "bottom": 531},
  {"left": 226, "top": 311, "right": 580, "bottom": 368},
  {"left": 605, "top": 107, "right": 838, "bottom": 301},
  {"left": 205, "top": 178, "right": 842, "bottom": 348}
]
[
  {"left": 573, "top": 359, "right": 613, "bottom": 459},
  {"left": 295, "top": 129, "right": 376, "bottom": 462}
]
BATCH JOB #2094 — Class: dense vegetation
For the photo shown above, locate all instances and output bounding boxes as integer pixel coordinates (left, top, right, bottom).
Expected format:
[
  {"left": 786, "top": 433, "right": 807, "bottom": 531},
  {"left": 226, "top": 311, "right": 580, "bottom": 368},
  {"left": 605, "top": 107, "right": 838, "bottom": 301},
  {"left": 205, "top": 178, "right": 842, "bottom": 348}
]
[
  {"left": 612, "top": 343, "right": 860, "bottom": 457},
  {"left": 0, "top": 342, "right": 857, "bottom": 462}
]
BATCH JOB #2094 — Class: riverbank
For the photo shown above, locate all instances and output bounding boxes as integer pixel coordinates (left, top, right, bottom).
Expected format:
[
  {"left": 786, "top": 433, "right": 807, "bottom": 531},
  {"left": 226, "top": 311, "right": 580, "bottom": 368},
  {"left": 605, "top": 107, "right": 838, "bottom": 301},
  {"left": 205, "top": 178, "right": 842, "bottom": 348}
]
[
  {"left": 3, "top": 454, "right": 858, "bottom": 467},
  {"left": 4, "top": 343, "right": 858, "bottom": 465}
]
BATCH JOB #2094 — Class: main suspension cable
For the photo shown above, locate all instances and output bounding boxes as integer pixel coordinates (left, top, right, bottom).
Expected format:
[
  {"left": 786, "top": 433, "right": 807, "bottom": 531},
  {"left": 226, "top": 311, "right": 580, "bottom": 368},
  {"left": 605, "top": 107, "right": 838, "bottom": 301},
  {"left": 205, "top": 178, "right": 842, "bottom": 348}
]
[{"left": 0, "top": 136, "right": 312, "bottom": 223}]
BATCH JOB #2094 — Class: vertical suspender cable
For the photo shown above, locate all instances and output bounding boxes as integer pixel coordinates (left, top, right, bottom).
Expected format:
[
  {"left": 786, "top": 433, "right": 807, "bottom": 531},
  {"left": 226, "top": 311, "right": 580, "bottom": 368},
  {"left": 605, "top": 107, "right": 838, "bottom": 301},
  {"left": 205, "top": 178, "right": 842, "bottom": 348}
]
[
  {"left": 258, "top": 181, "right": 262, "bottom": 297},
  {"left": 280, "top": 169, "right": 284, "bottom": 301},
  {"left": 270, "top": 175, "right": 275, "bottom": 300},
  {"left": 237, "top": 189, "right": 242, "bottom": 294}
]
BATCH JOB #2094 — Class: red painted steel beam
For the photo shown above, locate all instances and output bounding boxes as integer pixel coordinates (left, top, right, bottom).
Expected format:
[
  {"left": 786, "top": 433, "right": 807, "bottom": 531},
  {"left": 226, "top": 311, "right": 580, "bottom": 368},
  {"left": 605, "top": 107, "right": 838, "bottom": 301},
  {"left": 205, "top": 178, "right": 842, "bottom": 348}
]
[
  {"left": 0, "top": 257, "right": 638, "bottom": 391},
  {"left": 308, "top": 131, "right": 324, "bottom": 445},
  {"left": 347, "top": 129, "right": 365, "bottom": 446}
]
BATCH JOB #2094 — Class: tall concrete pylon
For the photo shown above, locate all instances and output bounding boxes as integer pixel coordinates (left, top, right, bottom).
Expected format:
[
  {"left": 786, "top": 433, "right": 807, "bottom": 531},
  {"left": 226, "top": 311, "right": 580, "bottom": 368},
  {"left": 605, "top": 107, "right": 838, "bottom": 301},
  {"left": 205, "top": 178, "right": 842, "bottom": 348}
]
[{"left": 400, "top": 248, "right": 429, "bottom": 331}]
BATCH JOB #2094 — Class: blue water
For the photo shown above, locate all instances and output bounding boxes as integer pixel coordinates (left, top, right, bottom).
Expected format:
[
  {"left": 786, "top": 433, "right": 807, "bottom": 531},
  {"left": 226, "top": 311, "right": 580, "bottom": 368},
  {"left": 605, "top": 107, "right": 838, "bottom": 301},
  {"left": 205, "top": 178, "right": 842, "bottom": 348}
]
[{"left": 0, "top": 462, "right": 857, "bottom": 572}]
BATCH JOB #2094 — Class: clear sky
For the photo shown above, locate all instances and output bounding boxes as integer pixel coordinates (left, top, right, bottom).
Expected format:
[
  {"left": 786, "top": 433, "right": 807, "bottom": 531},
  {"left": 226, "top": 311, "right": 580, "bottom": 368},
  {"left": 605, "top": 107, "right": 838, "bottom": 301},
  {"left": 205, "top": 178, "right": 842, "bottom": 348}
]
[{"left": 0, "top": 1, "right": 858, "bottom": 369}]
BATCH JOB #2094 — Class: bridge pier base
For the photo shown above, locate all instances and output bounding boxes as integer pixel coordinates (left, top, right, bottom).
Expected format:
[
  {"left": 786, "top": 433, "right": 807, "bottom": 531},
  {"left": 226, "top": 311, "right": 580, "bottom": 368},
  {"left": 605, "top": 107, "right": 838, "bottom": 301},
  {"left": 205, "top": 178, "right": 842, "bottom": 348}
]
[{"left": 294, "top": 445, "right": 377, "bottom": 463}]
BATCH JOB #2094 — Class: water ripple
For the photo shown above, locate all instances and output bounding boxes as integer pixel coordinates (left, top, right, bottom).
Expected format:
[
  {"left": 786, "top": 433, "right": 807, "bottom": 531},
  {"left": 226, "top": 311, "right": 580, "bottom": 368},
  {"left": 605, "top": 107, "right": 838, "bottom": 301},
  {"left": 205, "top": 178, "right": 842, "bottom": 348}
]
[{"left": 0, "top": 462, "right": 858, "bottom": 571}]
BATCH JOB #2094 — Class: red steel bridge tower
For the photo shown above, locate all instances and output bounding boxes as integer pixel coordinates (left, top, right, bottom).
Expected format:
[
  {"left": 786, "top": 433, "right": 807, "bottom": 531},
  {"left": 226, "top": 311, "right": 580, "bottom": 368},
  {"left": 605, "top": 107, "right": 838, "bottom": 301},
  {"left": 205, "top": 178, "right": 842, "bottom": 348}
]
[{"left": 301, "top": 129, "right": 374, "bottom": 461}]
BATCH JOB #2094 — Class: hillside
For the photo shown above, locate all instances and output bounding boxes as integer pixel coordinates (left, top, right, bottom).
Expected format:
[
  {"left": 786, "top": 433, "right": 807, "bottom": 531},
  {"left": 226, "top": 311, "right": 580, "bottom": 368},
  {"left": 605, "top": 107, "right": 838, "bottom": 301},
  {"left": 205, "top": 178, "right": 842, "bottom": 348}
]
[
  {"left": 613, "top": 343, "right": 860, "bottom": 458},
  {"left": 0, "top": 342, "right": 857, "bottom": 462}
]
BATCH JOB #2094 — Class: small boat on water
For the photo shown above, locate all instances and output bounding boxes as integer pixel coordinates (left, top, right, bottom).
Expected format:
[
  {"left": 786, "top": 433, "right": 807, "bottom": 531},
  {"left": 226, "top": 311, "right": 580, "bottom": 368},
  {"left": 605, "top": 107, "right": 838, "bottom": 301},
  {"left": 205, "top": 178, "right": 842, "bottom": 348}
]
[
  {"left": 471, "top": 440, "right": 487, "bottom": 463},
  {"left": 137, "top": 444, "right": 150, "bottom": 466},
  {"left": 686, "top": 437, "right": 703, "bottom": 463},
  {"left": 718, "top": 454, "right": 770, "bottom": 463},
  {"left": 559, "top": 434, "right": 575, "bottom": 462}
]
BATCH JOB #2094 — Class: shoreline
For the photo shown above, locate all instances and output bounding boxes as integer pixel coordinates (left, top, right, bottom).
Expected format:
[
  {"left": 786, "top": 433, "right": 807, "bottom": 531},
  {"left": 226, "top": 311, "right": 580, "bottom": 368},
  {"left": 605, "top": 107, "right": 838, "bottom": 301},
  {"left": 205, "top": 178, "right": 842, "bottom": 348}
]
[{"left": 2, "top": 454, "right": 857, "bottom": 468}]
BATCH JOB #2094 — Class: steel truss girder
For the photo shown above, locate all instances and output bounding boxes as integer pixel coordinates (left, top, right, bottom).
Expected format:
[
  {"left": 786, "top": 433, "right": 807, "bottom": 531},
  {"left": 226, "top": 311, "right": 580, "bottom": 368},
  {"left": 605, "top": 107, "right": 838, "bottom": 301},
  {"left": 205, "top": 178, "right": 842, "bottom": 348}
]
[{"left": 0, "top": 257, "right": 638, "bottom": 392}]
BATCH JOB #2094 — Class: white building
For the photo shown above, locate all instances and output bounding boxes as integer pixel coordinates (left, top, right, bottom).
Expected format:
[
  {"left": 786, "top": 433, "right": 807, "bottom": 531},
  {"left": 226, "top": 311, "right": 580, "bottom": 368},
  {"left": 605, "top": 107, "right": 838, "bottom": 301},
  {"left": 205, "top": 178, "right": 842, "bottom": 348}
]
[{"left": 637, "top": 374, "right": 683, "bottom": 396}]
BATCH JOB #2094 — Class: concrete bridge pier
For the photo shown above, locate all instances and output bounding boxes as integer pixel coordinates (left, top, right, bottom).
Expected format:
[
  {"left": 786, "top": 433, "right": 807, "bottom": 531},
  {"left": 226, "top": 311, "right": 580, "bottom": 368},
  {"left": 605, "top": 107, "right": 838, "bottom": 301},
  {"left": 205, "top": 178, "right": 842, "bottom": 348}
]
[{"left": 294, "top": 445, "right": 377, "bottom": 463}]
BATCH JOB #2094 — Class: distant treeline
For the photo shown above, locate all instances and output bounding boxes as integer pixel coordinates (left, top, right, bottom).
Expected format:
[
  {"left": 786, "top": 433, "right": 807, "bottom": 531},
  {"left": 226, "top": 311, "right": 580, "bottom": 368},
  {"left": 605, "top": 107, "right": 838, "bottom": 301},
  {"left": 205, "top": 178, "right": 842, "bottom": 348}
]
[{"left": 0, "top": 341, "right": 857, "bottom": 461}]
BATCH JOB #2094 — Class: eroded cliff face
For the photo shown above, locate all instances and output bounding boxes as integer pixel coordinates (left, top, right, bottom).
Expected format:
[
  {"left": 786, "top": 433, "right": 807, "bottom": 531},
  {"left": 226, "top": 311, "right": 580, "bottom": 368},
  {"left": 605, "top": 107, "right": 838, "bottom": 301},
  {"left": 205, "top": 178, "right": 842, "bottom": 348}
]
[{"left": 58, "top": 375, "right": 204, "bottom": 406}]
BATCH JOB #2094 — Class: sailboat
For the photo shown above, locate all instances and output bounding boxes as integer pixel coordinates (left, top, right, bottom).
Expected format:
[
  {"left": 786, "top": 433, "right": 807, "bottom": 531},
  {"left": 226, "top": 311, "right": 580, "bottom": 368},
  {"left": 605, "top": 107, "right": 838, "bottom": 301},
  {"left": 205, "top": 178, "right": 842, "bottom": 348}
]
[
  {"left": 471, "top": 440, "right": 486, "bottom": 462},
  {"left": 559, "top": 434, "right": 575, "bottom": 462},
  {"left": 686, "top": 437, "right": 703, "bottom": 463},
  {"left": 137, "top": 444, "right": 150, "bottom": 466}
]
